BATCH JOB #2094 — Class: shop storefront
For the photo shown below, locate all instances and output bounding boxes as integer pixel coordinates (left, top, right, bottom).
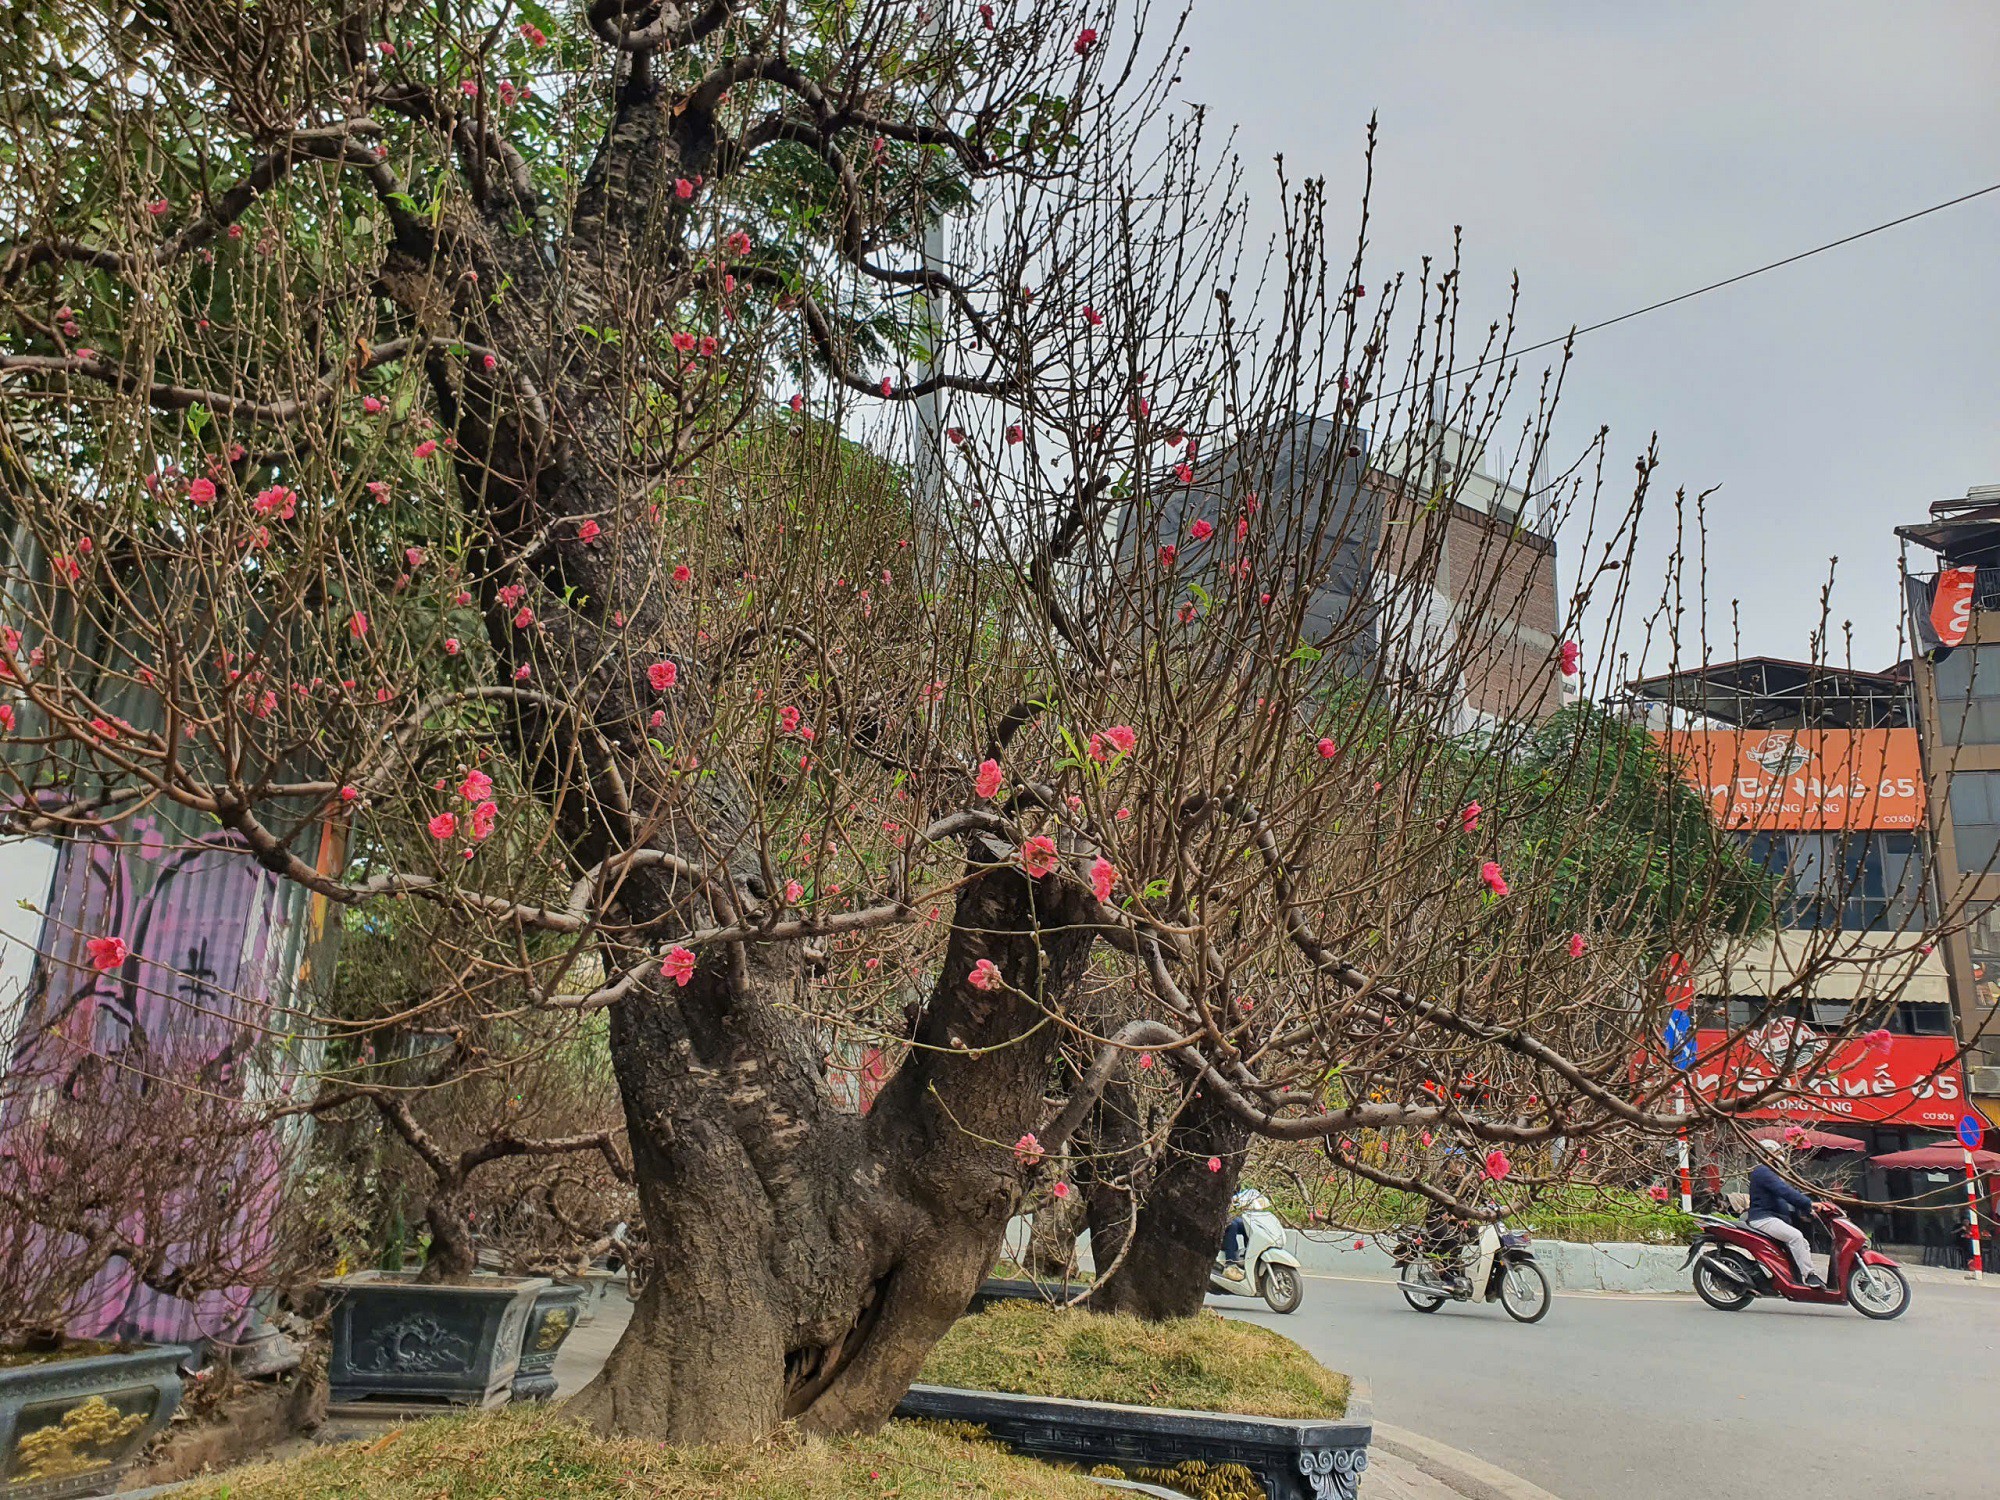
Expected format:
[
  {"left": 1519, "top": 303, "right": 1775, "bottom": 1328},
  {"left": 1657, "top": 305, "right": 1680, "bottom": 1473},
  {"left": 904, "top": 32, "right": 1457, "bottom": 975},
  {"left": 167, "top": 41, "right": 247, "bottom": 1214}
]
[{"left": 1679, "top": 1017, "right": 1970, "bottom": 1250}]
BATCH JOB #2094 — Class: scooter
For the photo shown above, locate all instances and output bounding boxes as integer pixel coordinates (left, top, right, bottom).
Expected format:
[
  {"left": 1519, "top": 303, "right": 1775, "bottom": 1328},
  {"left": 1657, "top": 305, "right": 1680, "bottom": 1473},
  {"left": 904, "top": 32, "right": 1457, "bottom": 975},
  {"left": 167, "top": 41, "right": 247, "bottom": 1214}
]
[
  {"left": 1391, "top": 1220, "right": 1550, "bottom": 1322},
  {"left": 1209, "top": 1191, "right": 1306, "bottom": 1313},
  {"left": 1684, "top": 1201, "right": 1910, "bottom": 1319}
]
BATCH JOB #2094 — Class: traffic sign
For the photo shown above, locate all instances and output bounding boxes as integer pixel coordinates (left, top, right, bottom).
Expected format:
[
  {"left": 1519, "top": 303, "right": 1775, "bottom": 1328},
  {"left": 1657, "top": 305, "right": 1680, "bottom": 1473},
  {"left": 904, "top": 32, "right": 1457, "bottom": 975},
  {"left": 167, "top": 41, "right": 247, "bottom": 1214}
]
[
  {"left": 1958, "top": 1114, "right": 1984, "bottom": 1151},
  {"left": 1663, "top": 1009, "right": 1695, "bottom": 1071}
]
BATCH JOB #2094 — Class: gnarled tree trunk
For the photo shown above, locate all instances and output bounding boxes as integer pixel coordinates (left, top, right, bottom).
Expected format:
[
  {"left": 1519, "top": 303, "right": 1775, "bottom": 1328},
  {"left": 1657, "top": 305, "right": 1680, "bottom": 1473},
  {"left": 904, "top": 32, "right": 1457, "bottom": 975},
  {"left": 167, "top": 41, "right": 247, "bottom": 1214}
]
[{"left": 1086, "top": 1084, "right": 1250, "bottom": 1321}]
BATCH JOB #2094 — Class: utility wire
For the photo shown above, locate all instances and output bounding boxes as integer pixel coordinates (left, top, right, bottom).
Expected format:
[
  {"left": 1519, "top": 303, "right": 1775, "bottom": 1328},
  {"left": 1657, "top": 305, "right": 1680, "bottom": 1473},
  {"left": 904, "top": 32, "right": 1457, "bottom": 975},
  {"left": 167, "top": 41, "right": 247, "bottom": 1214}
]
[{"left": 1422, "top": 177, "right": 2000, "bottom": 386}]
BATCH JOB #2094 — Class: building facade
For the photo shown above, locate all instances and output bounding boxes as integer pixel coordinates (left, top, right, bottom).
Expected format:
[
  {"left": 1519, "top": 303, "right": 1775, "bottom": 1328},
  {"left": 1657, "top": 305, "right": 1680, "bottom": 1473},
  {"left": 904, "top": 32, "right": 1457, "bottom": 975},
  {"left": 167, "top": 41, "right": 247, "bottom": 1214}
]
[{"left": 1627, "top": 657, "right": 1969, "bottom": 1249}]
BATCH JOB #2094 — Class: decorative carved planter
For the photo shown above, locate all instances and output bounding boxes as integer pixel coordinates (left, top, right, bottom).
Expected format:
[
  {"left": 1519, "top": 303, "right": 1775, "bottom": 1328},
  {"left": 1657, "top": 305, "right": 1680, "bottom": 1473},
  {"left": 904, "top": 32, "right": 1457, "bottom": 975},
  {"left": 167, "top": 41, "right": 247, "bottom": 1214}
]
[
  {"left": 0, "top": 1344, "right": 189, "bottom": 1499},
  {"left": 510, "top": 1281, "right": 589, "bottom": 1402},
  {"left": 322, "top": 1272, "right": 548, "bottom": 1408},
  {"left": 896, "top": 1384, "right": 1374, "bottom": 1500}
]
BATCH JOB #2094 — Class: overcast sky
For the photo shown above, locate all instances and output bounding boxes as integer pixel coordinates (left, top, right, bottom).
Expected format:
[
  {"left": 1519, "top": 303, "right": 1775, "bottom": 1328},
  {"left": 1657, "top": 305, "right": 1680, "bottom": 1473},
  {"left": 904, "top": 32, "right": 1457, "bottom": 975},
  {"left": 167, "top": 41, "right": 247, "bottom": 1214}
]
[{"left": 1173, "top": 1, "right": 2000, "bottom": 680}]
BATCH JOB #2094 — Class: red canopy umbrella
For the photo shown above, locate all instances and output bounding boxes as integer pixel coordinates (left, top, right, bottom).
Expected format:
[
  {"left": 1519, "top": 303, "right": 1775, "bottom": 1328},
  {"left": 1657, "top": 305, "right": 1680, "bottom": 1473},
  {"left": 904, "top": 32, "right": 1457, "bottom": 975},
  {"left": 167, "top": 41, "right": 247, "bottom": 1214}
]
[
  {"left": 1750, "top": 1125, "right": 1867, "bottom": 1153},
  {"left": 1869, "top": 1147, "right": 2000, "bottom": 1171}
]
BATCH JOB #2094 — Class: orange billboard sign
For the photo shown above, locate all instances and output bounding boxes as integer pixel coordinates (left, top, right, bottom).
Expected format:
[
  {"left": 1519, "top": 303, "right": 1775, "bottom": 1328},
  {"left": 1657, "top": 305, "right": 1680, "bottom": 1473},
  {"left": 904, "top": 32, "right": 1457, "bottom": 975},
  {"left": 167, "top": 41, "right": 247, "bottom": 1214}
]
[{"left": 1657, "top": 728, "right": 1925, "bottom": 831}]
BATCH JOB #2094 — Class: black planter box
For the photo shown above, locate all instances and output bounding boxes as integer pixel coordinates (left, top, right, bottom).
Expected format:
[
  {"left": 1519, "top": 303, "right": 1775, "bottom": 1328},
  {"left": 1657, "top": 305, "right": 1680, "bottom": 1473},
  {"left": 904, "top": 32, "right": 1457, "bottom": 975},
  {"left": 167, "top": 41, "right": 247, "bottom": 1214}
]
[
  {"left": 0, "top": 1344, "right": 189, "bottom": 1499},
  {"left": 896, "top": 1384, "right": 1373, "bottom": 1500},
  {"left": 323, "top": 1272, "right": 547, "bottom": 1407},
  {"left": 510, "top": 1281, "right": 589, "bottom": 1402},
  {"left": 967, "top": 1277, "right": 1087, "bottom": 1312}
]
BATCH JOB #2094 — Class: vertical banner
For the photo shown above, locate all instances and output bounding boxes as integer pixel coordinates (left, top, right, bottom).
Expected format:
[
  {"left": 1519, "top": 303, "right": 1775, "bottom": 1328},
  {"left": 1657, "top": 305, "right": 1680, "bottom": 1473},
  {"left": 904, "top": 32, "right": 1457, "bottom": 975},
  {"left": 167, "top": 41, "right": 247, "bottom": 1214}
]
[{"left": 1932, "top": 567, "right": 1977, "bottom": 649}]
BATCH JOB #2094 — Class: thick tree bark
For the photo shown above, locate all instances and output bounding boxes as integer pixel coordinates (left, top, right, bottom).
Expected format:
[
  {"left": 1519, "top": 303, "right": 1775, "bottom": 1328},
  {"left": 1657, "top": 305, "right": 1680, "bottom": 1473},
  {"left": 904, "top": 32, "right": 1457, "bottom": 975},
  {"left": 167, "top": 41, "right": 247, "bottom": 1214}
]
[
  {"left": 562, "top": 865, "right": 1099, "bottom": 1443},
  {"left": 417, "top": 1192, "right": 478, "bottom": 1283},
  {"left": 363, "top": 77, "right": 1111, "bottom": 1442},
  {"left": 1087, "top": 1084, "right": 1250, "bottom": 1321}
]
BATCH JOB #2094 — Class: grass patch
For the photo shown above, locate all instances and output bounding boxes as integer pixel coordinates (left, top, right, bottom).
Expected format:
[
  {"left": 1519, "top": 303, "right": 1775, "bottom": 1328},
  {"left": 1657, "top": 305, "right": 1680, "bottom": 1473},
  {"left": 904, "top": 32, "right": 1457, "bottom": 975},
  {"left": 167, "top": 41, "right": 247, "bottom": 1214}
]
[
  {"left": 917, "top": 1301, "right": 1348, "bottom": 1419},
  {"left": 174, "top": 1408, "right": 1104, "bottom": 1500}
]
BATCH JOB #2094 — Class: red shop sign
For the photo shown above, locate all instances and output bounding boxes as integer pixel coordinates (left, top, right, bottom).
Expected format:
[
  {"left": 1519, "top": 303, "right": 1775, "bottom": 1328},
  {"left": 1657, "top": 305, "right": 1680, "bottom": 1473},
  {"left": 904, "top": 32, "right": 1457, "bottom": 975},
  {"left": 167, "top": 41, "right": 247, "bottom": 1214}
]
[{"left": 1684, "top": 1021, "right": 1966, "bottom": 1128}]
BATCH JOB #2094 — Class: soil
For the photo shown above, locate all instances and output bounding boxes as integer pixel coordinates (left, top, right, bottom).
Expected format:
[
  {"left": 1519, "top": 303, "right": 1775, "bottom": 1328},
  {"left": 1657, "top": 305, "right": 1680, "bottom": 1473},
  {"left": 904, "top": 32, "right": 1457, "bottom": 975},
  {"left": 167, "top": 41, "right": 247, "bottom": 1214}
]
[{"left": 0, "top": 1339, "right": 126, "bottom": 1369}]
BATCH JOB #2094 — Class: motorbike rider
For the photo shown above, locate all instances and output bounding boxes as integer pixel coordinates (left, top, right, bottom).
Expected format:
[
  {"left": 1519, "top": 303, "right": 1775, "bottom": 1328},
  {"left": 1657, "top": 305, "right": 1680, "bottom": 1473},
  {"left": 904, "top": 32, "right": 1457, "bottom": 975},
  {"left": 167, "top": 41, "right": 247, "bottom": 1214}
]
[
  {"left": 1747, "top": 1138, "right": 1823, "bottom": 1288},
  {"left": 1220, "top": 1187, "right": 1256, "bottom": 1281},
  {"left": 1415, "top": 1159, "right": 1492, "bottom": 1289}
]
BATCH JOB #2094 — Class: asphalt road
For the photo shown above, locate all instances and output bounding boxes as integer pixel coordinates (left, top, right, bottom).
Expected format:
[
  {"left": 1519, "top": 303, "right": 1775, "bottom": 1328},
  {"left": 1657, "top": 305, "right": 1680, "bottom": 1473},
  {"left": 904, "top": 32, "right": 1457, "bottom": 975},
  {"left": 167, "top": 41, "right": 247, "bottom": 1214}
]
[{"left": 1221, "top": 1267, "right": 2000, "bottom": 1500}]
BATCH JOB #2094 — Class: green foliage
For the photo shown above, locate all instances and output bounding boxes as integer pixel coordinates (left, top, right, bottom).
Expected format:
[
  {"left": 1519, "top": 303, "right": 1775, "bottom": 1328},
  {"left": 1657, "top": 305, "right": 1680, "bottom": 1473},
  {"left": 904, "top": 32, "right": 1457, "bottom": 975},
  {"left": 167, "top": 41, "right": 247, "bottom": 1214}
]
[{"left": 1504, "top": 705, "right": 1778, "bottom": 948}]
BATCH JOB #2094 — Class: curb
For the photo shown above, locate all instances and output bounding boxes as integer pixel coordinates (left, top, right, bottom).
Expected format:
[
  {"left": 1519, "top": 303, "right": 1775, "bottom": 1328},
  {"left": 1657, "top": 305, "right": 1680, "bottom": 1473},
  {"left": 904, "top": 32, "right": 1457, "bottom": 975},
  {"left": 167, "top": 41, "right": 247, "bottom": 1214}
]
[{"left": 1370, "top": 1423, "right": 1567, "bottom": 1500}]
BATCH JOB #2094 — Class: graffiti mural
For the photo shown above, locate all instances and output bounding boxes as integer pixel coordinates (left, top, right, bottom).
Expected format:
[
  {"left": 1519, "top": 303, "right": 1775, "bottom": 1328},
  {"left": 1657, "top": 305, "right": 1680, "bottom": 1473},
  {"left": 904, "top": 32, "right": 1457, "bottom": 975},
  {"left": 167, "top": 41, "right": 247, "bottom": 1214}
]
[{"left": 0, "top": 813, "right": 333, "bottom": 1346}]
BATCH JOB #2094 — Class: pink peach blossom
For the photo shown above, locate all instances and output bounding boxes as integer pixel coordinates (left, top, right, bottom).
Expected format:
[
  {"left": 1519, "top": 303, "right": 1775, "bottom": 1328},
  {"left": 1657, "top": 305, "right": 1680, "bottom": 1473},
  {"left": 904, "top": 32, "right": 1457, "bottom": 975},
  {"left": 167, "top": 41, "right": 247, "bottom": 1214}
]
[
  {"left": 1089, "top": 856, "right": 1118, "bottom": 903},
  {"left": 660, "top": 946, "right": 697, "bottom": 986},
  {"left": 975, "top": 758, "right": 1003, "bottom": 800},
  {"left": 86, "top": 935, "right": 129, "bottom": 970},
  {"left": 1019, "top": 835, "right": 1059, "bottom": 879}
]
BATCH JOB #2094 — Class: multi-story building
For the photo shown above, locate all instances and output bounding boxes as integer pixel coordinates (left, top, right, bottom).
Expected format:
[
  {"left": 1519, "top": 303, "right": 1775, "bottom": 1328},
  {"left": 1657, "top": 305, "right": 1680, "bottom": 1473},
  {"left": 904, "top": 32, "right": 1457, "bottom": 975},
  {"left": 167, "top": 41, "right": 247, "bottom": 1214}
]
[
  {"left": 1370, "top": 423, "right": 1565, "bottom": 730},
  {"left": 1128, "top": 416, "right": 1567, "bottom": 730},
  {"left": 1627, "top": 657, "right": 1966, "bottom": 1249},
  {"left": 1898, "top": 488, "right": 2000, "bottom": 1108}
]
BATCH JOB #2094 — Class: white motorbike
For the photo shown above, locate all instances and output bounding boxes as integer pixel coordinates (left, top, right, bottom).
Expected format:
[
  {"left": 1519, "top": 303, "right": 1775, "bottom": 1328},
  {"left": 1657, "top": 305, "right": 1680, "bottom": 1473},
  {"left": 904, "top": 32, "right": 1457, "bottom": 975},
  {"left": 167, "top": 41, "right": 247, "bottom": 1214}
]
[
  {"left": 1390, "top": 1219, "right": 1550, "bottom": 1323},
  {"left": 1209, "top": 1190, "right": 1306, "bottom": 1313}
]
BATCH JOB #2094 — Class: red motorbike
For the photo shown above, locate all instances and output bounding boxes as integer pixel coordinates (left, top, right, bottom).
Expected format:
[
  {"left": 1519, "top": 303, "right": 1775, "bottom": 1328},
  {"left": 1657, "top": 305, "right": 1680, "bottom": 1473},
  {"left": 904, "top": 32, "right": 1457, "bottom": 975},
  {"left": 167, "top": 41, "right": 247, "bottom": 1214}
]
[{"left": 1684, "top": 1201, "right": 1910, "bottom": 1319}]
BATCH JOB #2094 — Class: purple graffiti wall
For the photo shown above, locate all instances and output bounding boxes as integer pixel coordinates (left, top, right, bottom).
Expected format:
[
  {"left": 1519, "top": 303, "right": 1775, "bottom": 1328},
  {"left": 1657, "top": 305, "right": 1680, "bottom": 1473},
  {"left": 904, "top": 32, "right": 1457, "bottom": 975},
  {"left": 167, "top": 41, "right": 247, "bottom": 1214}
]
[{"left": 2, "top": 815, "right": 315, "bottom": 1347}]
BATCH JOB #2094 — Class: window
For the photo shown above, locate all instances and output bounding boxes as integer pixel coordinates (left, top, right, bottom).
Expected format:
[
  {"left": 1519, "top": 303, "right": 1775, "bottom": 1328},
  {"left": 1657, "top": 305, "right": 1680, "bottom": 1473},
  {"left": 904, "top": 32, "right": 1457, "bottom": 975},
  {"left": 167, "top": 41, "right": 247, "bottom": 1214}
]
[
  {"left": 1968, "top": 905, "right": 2000, "bottom": 1016},
  {"left": 1737, "top": 831, "right": 1926, "bottom": 931},
  {"left": 1950, "top": 772, "right": 2000, "bottom": 874},
  {"left": 1894, "top": 1002, "right": 1954, "bottom": 1036},
  {"left": 1933, "top": 645, "right": 2000, "bottom": 748}
]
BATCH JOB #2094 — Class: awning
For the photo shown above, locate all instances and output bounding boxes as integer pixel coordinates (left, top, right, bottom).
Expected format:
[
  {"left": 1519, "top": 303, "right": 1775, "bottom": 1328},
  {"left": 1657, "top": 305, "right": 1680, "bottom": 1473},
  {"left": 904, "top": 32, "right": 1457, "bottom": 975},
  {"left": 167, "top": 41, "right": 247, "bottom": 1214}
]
[
  {"left": 1870, "top": 1147, "right": 2000, "bottom": 1171},
  {"left": 1697, "top": 930, "right": 1950, "bottom": 1006},
  {"left": 1750, "top": 1125, "right": 1867, "bottom": 1153}
]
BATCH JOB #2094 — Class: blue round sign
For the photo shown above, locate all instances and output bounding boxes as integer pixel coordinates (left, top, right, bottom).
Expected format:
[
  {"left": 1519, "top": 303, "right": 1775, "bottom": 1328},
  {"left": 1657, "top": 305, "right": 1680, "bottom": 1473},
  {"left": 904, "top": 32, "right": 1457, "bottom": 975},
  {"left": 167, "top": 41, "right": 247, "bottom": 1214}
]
[{"left": 1958, "top": 1114, "right": 1983, "bottom": 1151}]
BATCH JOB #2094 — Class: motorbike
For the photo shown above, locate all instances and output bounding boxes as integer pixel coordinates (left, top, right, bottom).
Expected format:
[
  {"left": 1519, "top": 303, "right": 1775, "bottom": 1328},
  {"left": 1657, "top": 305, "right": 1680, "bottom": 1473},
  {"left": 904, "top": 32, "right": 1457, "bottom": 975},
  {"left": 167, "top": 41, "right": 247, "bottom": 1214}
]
[
  {"left": 1209, "top": 1191, "right": 1306, "bottom": 1313},
  {"left": 1391, "top": 1220, "right": 1550, "bottom": 1322},
  {"left": 1684, "top": 1201, "right": 1910, "bottom": 1319}
]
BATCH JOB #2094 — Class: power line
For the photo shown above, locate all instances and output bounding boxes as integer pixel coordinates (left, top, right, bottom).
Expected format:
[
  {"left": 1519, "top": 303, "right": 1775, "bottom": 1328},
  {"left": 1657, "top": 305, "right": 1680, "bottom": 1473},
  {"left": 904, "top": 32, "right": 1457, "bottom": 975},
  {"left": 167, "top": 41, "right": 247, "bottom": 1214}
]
[{"left": 1433, "top": 177, "right": 2000, "bottom": 384}]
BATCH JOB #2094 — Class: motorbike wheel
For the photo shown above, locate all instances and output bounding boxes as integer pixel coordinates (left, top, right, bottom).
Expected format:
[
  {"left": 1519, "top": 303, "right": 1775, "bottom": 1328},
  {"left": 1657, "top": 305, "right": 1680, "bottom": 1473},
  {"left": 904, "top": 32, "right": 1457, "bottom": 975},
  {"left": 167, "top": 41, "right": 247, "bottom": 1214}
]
[
  {"left": 1400, "top": 1263, "right": 1449, "bottom": 1313},
  {"left": 1260, "top": 1263, "right": 1304, "bottom": 1314},
  {"left": 1692, "top": 1253, "right": 1756, "bottom": 1312},
  {"left": 1845, "top": 1261, "right": 1911, "bottom": 1320},
  {"left": 1498, "top": 1260, "right": 1551, "bottom": 1324}
]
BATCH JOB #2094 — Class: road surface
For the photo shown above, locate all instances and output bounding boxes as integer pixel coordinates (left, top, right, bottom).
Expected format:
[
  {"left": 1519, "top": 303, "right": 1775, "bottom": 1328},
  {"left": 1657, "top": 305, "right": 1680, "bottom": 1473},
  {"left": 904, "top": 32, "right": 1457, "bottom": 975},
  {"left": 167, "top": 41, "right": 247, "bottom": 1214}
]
[{"left": 1223, "top": 1268, "right": 2000, "bottom": 1500}]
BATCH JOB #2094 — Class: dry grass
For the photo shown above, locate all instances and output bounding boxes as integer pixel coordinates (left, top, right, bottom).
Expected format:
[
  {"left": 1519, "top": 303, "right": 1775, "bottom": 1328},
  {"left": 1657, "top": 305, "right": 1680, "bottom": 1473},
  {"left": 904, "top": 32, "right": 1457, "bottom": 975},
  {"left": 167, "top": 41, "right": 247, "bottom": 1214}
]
[
  {"left": 172, "top": 1409, "right": 1104, "bottom": 1500},
  {"left": 917, "top": 1302, "right": 1349, "bottom": 1419}
]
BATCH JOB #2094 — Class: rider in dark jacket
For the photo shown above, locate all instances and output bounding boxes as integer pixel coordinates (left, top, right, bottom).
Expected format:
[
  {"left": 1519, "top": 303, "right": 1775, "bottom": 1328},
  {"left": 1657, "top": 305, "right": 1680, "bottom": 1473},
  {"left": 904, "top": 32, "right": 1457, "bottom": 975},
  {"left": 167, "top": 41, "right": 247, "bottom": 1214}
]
[{"left": 1746, "top": 1140, "right": 1821, "bottom": 1286}]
